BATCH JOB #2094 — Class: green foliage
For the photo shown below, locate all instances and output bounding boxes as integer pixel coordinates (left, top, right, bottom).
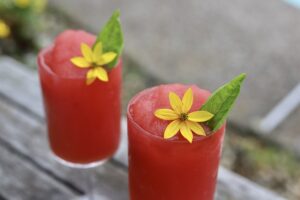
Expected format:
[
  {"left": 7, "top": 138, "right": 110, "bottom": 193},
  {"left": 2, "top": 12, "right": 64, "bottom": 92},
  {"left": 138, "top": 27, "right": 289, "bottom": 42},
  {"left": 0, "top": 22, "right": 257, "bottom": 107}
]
[
  {"left": 95, "top": 10, "right": 124, "bottom": 68},
  {"left": 0, "top": 0, "right": 47, "bottom": 54},
  {"left": 201, "top": 73, "right": 246, "bottom": 132}
]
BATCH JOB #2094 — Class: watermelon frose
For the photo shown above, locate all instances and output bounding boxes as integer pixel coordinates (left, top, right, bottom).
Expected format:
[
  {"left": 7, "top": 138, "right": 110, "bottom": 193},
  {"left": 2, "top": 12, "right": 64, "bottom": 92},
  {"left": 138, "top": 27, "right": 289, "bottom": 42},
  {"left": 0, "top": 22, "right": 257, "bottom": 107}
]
[
  {"left": 127, "top": 84, "right": 225, "bottom": 200},
  {"left": 38, "top": 30, "right": 122, "bottom": 165}
]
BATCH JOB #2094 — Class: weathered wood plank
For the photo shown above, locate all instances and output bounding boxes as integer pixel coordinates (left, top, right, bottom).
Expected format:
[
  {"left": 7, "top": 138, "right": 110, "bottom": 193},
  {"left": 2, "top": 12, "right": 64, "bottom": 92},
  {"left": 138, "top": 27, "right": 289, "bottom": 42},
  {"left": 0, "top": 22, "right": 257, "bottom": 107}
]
[
  {"left": 0, "top": 56, "right": 285, "bottom": 199},
  {"left": 0, "top": 141, "right": 76, "bottom": 200},
  {"left": 0, "top": 99, "right": 128, "bottom": 200},
  {"left": 0, "top": 57, "right": 43, "bottom": 117},
  {"left": 73, "top": 194, "right": 111, "bottom": 200},
  {"left": 216, "top": 167, "right": 284, "bottom": 200}
]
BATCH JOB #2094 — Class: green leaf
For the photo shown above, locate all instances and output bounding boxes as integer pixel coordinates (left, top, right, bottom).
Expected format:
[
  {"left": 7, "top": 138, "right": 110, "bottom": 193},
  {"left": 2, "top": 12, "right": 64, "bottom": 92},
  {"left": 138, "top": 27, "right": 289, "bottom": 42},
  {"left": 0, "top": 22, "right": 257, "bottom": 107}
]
[
  {"left": 94, "top": 9, "right": 124, "bottom": 68},
  {"left": 200, "top": 73, "right": 246, "bottom": 132}
]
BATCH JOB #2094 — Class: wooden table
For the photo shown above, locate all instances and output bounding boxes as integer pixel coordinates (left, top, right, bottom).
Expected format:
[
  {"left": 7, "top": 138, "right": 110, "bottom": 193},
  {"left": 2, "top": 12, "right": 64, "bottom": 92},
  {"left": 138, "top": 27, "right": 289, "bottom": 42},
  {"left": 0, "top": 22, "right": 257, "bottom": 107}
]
[{"left": 0, "top": 57, "right": 285, "bottom": 200}]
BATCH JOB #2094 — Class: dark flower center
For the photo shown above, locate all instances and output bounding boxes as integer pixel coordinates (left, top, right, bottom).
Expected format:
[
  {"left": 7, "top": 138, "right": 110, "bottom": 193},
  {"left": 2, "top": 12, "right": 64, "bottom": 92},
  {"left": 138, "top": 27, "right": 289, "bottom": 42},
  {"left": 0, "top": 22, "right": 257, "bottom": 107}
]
[
  {"left": 179, "top": 113, "right": 188, "bottom": 121},
  {"left": 91, "top": 62, "right": 98, "bottom": 67}
]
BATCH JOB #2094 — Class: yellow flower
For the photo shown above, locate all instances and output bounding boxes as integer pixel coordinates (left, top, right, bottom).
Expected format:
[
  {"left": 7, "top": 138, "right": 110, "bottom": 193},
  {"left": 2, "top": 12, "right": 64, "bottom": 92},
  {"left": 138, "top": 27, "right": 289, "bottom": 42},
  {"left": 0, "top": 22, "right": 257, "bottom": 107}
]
[
  {"left": 32, "top": 0, "right": 47, "bottom": 13},
  {"left": 70, "top": 42, "right": 117, "bottom": 85},
  {"left": 0, "top": 20, "right": 10, "bottom": 39},
  {"left": 14, "top": 0, "right": 30, "bottom": 8},
  {"left": 154, "top": 88, "right": 214, "bottom": 143}
]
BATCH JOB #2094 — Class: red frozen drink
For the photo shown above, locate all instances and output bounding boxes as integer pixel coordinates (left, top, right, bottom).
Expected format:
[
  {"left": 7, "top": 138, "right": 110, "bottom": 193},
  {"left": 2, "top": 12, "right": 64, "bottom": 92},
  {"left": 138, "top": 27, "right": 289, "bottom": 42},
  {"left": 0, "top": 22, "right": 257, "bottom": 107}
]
[
  {"left": 127, "top": 84, "right": 225, "bottom": 200},
  {"left": 38, "top": 30, "right": 121, "bottom": 165}
]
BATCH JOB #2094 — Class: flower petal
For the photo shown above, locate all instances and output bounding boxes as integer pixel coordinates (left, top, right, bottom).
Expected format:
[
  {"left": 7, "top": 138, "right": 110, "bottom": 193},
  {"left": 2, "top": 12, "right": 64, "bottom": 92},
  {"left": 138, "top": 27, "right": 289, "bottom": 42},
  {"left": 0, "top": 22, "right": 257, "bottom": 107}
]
[
  {"left": 182, "top": 88, "right": 193, "bottom": 113},
  {"left": 81, "top": 43, "right": 93, "bottom": 63},
  {"left": 169, "top": 92, "right": 183, "bottom": 114},
  {"left": 96, "top": 52, "right": 117, "bottom": 65},
  {"left": 188, "top": 111, "right": 214, "bottom": 122},
  {"left": 180, "top": 122, "right": 193, "bottom": 143},
  {"left": 164, "top": 120, "right": 182, "bottom": 139},
  {"left": 93, "top": 42, "right": 103, "bottom": 62},
  {"left": 70, "top": 57, "right": 91, "bottom": 68},
  {"left": 186, "top": 121, "right": 206, "bottom": 136},
  {"left": 86, "top": 77, "right": 96, "bottom": 85},
  {"left": 154, "top": 109, "right": 179, "bottom": 120},
  {"left": 0, "top": 20, "right": 10, "bottom": 38},
  {"left": 86, "top": 69, "right": 97, "bottom": 85},
  {"left": 94, "top": 67, "right": 109, "bottom": 82}
]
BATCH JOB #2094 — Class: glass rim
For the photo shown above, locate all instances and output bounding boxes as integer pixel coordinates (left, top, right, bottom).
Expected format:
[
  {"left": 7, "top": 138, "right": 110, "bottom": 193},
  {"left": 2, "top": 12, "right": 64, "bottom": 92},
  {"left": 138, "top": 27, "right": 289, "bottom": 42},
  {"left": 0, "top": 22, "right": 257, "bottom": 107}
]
[
  {"left": 126, "top": 85, "right": 222, "bottom": 144},
  {"left": 38, "top": 45, "right": 85, "bottom": 80}
]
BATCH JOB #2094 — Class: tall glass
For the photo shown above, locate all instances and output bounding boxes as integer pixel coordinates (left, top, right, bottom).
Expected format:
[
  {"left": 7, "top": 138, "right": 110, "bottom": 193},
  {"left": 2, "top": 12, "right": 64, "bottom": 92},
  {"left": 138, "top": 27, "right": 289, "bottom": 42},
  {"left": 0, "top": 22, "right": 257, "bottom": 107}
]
[
  {"left": 38, "top": 46, "right": 121, "bottom": 166},
  {"left": 127, "top": 86, "right": 225, "bottom": 200}
]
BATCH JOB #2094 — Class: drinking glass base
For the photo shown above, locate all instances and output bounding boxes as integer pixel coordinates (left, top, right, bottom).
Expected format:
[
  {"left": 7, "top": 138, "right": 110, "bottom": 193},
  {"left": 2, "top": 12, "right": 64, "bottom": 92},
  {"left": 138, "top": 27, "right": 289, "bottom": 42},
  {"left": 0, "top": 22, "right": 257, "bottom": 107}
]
[{"left": 52, "top": 153, "right": 108, "bottom": 169}]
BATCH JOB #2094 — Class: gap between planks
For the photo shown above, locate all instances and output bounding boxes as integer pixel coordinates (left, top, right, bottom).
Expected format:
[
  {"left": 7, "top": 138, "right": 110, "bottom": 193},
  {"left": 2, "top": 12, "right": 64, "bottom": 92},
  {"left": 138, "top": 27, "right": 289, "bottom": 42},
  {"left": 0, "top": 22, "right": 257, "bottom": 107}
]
[
  {"left": 0, "top": 138, "right": 76, "bottom": 200},
  {"left": 0, "top": 132, "right": 84, "bottom": 196}
]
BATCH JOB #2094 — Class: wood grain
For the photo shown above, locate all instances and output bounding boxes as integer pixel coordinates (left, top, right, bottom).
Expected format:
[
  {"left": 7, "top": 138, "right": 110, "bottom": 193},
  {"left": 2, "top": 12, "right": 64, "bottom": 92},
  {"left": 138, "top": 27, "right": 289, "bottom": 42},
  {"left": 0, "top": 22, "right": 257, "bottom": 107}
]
[
  {"left": 0, "top": 99, "right": 129, "bottom": 200},
  {"left": 0, "top": 57, "right": 43, "bottom": 117},
  {"left": 0, "top": 141, "right": 76, "bottom": 200},
  {"left": 0, "top": 56, "right": 285, "bottom": 200}
]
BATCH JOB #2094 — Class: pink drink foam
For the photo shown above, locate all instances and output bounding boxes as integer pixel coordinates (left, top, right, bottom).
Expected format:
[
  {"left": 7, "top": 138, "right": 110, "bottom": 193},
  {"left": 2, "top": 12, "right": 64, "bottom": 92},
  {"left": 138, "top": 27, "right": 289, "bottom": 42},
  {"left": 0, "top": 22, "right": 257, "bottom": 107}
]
[
  {"left": 45, "top": 30, "right": 96, "bottom": 78},
  {"left": 129, "top": 84, "right": 211, "bottom": 140}
]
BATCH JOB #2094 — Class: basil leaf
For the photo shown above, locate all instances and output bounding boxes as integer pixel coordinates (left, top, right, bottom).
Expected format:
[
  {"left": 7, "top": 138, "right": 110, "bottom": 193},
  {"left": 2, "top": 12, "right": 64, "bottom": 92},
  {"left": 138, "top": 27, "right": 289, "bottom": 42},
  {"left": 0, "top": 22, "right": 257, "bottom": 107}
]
[
  {"left": 95, "top": 10, "right": 124, "bottom": 68},
  {"left": 201, "top": 73, "right": 246, "bottom": 132}
]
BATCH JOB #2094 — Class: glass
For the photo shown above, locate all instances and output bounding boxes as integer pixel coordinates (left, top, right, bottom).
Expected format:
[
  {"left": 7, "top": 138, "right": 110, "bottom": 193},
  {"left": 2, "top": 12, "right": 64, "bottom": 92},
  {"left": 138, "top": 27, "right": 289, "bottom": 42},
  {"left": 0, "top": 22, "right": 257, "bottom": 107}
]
[
  {"left": 38, "top": 46, "right": 122, "bottom": 197},
  {"left": 127, "top": 86, "right": 225, "bottom": 200}
]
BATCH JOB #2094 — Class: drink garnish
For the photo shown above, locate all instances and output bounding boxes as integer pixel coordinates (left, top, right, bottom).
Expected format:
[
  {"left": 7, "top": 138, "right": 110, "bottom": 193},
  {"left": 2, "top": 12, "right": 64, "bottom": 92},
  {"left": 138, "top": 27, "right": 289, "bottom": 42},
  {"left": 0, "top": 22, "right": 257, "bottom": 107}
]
[
  {"left": 154, "top": 88, "right": 214, "bottom": 143},
  {"left": 70, "top": 10, "right": 123, "bottom": 84},
  {"left": 154, "top": 73, "right": 246, "bottom": 142}
]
